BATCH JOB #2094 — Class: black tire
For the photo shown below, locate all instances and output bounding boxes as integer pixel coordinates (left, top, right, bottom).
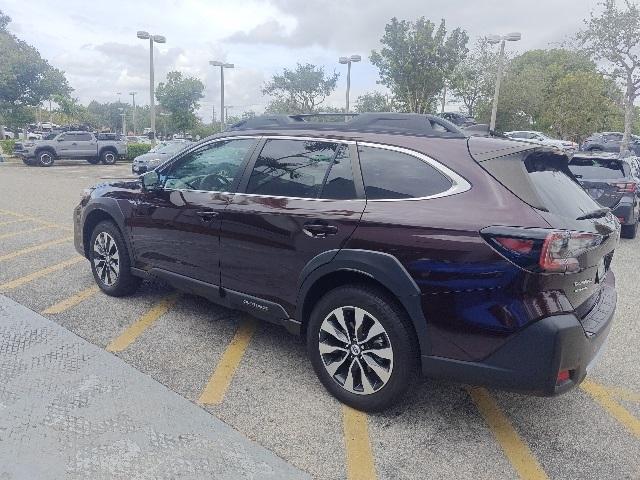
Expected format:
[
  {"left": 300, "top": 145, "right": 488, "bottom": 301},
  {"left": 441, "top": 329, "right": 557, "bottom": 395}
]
[
  {"left": 89, "top": 220, "right": 141, "bottom": 296},
  {"left": 307, "top": 284, "right": 418, "bottom": 412},
  {"left": 621, "top": 220, "right": 637, "bottom": 239},
  {"left": 36, "top": 150, "right": 55, "bottom": 167},
  {"left": 100, "top": 149, "right": 117, "bottom": 165},
  {"left": 87, "top": 157, "right": 101, "bottom": 165}
]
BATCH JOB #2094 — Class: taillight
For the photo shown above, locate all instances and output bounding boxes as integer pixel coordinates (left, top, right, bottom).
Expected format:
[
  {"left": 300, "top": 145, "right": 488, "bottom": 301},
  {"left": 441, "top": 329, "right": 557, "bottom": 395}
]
[
  {"left": 482, "top": 226, "right": 604, "bottom": 274},
  {"left": 611, "top": 181, "right": 637, "bottom": 193}
]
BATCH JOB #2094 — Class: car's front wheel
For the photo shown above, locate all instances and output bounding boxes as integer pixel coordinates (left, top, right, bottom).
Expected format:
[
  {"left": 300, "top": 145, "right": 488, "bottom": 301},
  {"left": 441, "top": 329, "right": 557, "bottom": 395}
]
[
  {"left": 37, "top": 150, "right": 55, "bottom": 167},
  {"left": 89, "top": 221, "right": 141, "bottom": 296},
  {"left": 307, "top": 285, "right": 418, "bottom": 412}
]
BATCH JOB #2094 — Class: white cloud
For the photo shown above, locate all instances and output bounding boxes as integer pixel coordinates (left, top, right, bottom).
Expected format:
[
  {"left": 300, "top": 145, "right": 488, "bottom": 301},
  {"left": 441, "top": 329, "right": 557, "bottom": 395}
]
[{"left": 2, "top": 0, "right": 604, "bottom": 120}]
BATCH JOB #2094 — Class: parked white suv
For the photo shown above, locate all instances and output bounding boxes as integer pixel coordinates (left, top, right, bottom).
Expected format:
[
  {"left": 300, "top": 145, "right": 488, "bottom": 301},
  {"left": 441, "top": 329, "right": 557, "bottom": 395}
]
[{"left": 505, "top": 131, "right": 577, "bottom": 152}]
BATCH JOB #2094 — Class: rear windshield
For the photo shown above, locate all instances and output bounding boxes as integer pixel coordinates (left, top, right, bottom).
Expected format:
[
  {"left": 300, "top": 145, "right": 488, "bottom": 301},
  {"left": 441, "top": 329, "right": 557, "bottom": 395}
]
[
  {"left": 568, "top": 158, "right": 627, "bottom": 179},
  {"left": 477, "top": 150, "right": 602, "bottom": 219}
]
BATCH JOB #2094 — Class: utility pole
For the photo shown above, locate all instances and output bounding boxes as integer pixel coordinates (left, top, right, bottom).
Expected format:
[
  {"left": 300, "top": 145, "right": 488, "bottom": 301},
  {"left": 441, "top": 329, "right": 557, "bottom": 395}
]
[
  {"left": 129, "top": 92, "right": 137, "bottom": 135},
  {"left": 488, "top": 32, "right": 521, "bottom": 131},
  {"left": 137, "top": 31, "right": 166, "bottom": 145},
  {"left": 209, "top": 61, "right": 234, "bottom": 129}
]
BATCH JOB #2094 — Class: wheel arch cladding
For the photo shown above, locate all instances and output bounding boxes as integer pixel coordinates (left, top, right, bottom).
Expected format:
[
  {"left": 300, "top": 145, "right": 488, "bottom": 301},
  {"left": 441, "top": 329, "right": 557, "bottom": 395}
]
[
  {"left": 297, "top": 249, "right": 429, "bottom": 357},
  {"left": 82, "top": 201, "right": 130, "bottom": 259}
]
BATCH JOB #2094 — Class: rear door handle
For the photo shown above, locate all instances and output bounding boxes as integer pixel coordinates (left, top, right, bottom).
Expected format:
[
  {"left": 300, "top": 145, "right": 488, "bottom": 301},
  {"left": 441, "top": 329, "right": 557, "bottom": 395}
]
[
  {"left": 196, "top": 210, "right": 219, "bottom": 222},
  {"left": 303, "top": 222, "right": 338, "bottom": 237}
]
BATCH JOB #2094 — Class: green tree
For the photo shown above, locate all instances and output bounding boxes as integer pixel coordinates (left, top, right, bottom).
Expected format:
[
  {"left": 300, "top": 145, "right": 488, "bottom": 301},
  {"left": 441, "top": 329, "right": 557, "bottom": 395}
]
[
  {"left": 0, "top": 10, "right": 70, "bottom": 137},
  {"left": 263, "top": 63, "right": 339, "bottom": 113},
  {"left": 354, "top": 91, "right": 396, "bottom": 112},
  {"left": 577, "top": 0, "right": 640, "bottom": 154},
  {"left": 370, "top": 17, "right": 468, "bottom": 113},
  {"left": 544, "top": 71, "right": 623, "bottom": 141},
  {"left": 156, "top": 71, "right": 205, "bottom": 133},
  {"left": 479, "top": 48, "right": 622, "bottom": 134},
  {"left": 450, "top": 38, "right": 498, "bottom": 117}
]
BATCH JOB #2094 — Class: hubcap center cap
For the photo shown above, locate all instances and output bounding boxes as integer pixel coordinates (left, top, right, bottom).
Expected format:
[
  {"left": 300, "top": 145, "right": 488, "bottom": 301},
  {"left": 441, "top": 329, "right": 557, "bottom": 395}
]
[{"left": 350, "top": 344, "right": 361, "bottom": 356}]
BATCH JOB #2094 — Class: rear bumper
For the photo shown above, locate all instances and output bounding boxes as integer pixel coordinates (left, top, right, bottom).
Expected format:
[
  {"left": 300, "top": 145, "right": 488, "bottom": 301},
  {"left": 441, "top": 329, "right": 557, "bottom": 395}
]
[
  {"left": 421, "top": 273, "right": 616, "bottom": 396},
  {"left": 611, "top": 201, "right": 636, "bottom": 225}
]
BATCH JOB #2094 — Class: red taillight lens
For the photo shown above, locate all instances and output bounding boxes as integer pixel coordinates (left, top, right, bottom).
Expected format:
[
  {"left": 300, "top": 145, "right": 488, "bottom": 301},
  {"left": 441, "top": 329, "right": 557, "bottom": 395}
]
[
  {"left": 540, "top": 231, "right": 601, "bottom": 273},
  {"left": 611, "top": 181, "right": 637, "bottom": 193},
  {"left": 557, "top": 369, "right": 571, "bottom": 384},
  {"left": 494, "top": 237, "right": 534, "bottom": 254}
]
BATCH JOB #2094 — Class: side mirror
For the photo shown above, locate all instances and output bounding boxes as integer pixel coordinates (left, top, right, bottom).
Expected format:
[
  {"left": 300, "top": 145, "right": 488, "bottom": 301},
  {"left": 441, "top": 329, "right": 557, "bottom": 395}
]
[{"left": 141, "top": 170, "right": 160, "bottom": 190}]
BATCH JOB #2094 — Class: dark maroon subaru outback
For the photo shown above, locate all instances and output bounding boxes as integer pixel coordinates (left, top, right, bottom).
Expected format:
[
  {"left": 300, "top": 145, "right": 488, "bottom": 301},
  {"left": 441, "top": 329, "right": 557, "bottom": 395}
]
[{"left": 74, "top": 113, "right": 619, "bottom": 411}]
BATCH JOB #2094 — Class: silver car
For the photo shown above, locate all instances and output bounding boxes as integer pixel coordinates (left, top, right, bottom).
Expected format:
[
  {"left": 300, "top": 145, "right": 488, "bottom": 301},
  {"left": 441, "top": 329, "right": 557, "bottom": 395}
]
[{"left": 131, "top": 141, "right": 192, "bottom": 174}]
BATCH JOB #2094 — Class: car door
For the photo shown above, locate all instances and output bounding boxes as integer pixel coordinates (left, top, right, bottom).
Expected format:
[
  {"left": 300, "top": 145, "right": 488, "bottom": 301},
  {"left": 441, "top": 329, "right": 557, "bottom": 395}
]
[
  {"left": 221, "top": 137, "right": 365, "bottom": 315},
  {"left": 129, "top": 137, "right": 259, "bottom": 286},
  {"left": 73, "top": 132, "right": 97, "bottom": 157}
]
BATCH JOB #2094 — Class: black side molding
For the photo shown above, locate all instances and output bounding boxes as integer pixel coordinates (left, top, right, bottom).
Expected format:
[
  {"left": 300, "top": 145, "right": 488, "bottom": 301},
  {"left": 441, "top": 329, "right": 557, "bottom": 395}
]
[{"left": 147, "top": 268, "right": 300, "bottom": 334}]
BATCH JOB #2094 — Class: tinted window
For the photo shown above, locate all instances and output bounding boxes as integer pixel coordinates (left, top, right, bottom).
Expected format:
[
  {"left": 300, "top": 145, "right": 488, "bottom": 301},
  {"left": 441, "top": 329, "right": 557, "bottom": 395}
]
[
  {"left": 480, "top": 151, "right": 603, "bottom": 219},
  {"left": 568, "top": 158, "right": 627, "bottom": 179},
  {"left": 357, "top": 145, "right": 452, "bottom": 199},
  {"left": 246, "top": 139, "right": 355, "bottom": 199},
  {"left": 163, "top": 138, "right": 256, "bottom": 191},
  {"left": 604, "top": 133, "right": 622, "bottom": 141},
  {"left": 76, "top": 133, "right": 93, "bottom": 141}
]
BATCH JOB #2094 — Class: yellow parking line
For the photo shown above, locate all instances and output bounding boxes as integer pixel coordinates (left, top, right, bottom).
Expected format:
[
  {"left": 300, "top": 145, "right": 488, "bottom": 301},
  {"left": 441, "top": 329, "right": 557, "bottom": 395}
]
[
  {"left": 0, "top": 218, "right": 30, "bottom": 227},
  {"left": 468, "top": 387, "right": 548, "bottom": 480},
  {"left": 0, "top": 236, "right": 74, "bottom": 262},
  {"left": 0, "top": 256, "right": 84, "bottom": 292},
  {"left": 0, "top": 208, "right": 71, "bottom": 230},
  {"left": 41, "top": 285, "right": 101, "bottom": 314},
  {"left": 198, "top": 318, "right": 257, "bottom": 405},
  {"left": 601, "top": 384, "right": 640, "bottom": 403},
  {"left": 342, "top": 406, "right": 378, "bottom": 480},
  {"left": 581, "top": 380, "right": 640, "bottom": 437},
  {"left": 106, "top": 293, "right": 179, "bottom": 352},
  {"left": 0, "top": 225, "right": 55, "bottom": 240}
]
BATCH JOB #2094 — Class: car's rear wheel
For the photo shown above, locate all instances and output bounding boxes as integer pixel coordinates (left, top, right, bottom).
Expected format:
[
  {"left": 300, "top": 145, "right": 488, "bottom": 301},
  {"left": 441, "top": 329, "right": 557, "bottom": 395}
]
[
  {"left": 37, "top": 150, "right": 54, "bottom": 167},
  {"left": 621, "top": 219, "right": 638, "bottom": 239},
  {"left": 89, "top": 221, "right": 141, "bottom": 296},
  {"left": 307, "top": 285, "right": 418, "bottom": 412},
  {"left": 100, "top": 150, "right": 117, "bottom": 165}
]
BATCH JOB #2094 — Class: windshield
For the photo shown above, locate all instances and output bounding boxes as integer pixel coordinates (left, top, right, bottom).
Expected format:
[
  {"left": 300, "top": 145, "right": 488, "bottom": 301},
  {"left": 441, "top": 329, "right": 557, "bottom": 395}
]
[{"left": 568, "top": 158, "right": 627, "bottom": 179}]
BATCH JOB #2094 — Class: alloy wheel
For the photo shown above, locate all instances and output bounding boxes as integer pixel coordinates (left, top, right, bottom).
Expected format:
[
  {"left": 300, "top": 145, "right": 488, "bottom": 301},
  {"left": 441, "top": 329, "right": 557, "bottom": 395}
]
[
  {"left": 93, "top": 231, "right": 120, "bottom": 286},
  {"left": 318, "top": 306, "right": 394, "bottom": 395}
]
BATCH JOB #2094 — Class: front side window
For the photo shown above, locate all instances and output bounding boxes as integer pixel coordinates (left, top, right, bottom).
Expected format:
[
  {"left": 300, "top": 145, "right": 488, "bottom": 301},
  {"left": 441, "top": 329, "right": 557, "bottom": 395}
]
[
  {"left": 163, "top": 138, "right": 256, "bottom": 192},
  {"left": 357, "top": 145, "right": 452, "bottom": 200},
  {"left": 246, "top": 139, "right": 356, "bottom": 199}
]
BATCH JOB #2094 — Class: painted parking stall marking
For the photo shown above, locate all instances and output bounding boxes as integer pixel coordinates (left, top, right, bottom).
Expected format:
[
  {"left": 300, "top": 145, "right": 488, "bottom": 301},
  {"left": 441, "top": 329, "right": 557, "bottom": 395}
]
[
  {"left": 581, "top": 380, "right": 640, "bottom": 437},
  {"left": 198, "top": 318, "right": 257, "bottom": 405},
  {"left": 0, "top": 256, "right": 84, "bottom": 292},
  {"left": 0, "top": 225, "right": 55, "bottom": 240},
  {"left": 342, "top": 406, "right": 378, "bottom": 480},
  {"left": 0, "top": 207, "right": 72, "bottom": 230},
  {"left": 0, "top": 236, "right": 74, "bottom": 262},
  {"left": 106, "top": 293, "right": 180, "bottom": 352},
  {"left": 468, "top": 387, "right": 549, "bottom": 480},
  {"left": 41, "top": 284, "right": 101, "bottom": 315}
]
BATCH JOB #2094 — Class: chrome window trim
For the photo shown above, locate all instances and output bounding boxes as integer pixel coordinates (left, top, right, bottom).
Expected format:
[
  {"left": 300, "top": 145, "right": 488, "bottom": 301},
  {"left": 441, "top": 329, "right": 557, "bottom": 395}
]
[
  {"left": 160, "top": 134, "right": 471, "bottom": 202},
  {"left": 356, "top": 141, "right": 471, "bottom": 202}
]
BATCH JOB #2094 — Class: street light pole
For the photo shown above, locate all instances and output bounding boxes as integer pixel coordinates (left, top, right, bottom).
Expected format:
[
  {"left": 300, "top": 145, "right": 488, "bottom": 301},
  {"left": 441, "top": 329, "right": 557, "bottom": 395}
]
[
  {"left": 209, "top": 61, "right": 234, "bottom": 129},
  {"left": 339, "top": 55, "right": 361, "bottom": 117},
  {"left": 129, "top": 92, "right": 137, "bottom": 135},
  {"left": 137, "top": 31, "right": 166, "bottom": 145},
  {"left": 488, "top": 32, "right": 521, "bottom": 132}
]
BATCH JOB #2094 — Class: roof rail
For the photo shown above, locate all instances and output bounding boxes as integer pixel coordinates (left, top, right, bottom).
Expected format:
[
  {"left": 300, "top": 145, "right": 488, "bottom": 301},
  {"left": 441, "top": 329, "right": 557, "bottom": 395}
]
[{"left": 227, "top": 112, "right": 465, "bottom": 137}]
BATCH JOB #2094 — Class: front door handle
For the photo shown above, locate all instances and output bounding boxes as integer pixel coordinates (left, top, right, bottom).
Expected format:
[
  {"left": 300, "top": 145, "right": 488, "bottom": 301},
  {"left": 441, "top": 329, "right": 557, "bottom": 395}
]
[
  {"left": 303, "top": 222, "right": 338, "bottom": 237},
  {"left": 197, "top": 210, "right": 219, "bottom": 222}
]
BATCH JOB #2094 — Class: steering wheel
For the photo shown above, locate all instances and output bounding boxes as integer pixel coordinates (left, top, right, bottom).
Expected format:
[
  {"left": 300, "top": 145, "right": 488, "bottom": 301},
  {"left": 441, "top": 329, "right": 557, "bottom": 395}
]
[{"left": 199, "top": 173, "right": 231, "bottom": 191}]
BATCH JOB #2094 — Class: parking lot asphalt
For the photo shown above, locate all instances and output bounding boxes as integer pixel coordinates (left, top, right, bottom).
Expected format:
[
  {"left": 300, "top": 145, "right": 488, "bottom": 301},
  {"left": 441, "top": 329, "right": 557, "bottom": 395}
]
[{"left": 0, "top": 158, "right": 638, "bottom": 480}]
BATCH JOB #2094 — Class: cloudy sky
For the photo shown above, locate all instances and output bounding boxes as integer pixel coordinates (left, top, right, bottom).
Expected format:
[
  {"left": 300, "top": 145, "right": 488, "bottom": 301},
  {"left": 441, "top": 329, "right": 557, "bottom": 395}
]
[{"left": 2, "top": 0, "right": 604, "bottom": 121}]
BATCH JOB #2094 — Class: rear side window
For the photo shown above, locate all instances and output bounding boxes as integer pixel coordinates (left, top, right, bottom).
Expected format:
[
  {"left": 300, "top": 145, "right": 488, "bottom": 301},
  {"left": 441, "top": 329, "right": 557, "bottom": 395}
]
[
  {"left": 357, "top": 145, "right": 452, "bottom": 199},
  {"left": 568, "top": 158, "right": 627, "bottom": 179},
  {"left": 479, "top": 150, "right": 602, "bottom": 219},
  {"left": 246, "top": 139, "right": 356, "bottom": 199},
  {"left": 76, "top": 133, "right": 93, "bottom": 141}
]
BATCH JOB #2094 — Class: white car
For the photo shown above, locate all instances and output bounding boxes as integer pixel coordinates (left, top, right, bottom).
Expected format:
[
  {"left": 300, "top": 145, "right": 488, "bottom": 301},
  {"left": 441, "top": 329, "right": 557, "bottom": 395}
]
[{"left": 505, "top": 131, "right": 578, "bottom": 152}]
